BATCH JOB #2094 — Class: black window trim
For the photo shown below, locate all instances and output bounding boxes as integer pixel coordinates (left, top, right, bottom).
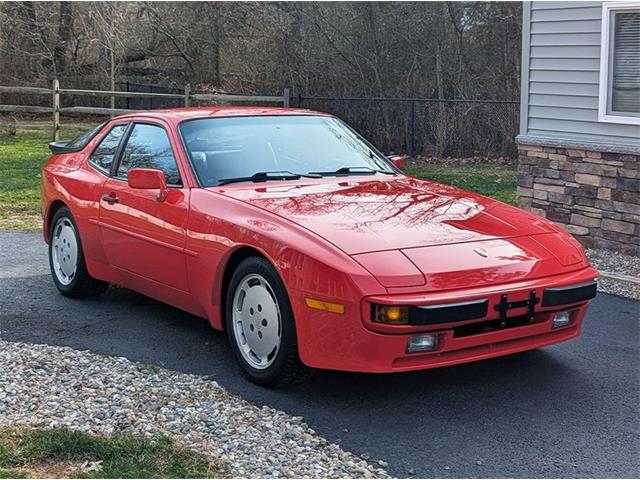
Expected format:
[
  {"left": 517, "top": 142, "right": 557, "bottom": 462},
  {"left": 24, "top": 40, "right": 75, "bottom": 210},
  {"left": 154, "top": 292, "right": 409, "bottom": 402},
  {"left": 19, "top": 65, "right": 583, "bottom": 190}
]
[
  {"left": 87, "top": 122, "right": 131, "bottom": 177},
  {"left": 111, "top": 120, "right": 184, "bottom": 188}
]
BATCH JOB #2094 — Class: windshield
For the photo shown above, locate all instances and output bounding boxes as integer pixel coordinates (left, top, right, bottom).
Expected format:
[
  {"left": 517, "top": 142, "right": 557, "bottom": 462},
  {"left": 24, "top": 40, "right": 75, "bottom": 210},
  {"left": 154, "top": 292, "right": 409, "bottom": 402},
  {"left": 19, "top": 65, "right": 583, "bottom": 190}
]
[{"left": 179, "top": 115, "right": 396, "bottom": 186}]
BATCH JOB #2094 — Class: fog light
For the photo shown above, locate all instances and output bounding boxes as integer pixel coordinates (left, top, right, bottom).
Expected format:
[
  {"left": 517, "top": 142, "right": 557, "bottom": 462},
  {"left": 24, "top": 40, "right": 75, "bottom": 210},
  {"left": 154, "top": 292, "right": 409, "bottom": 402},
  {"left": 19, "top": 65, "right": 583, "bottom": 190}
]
[
  {"left": 406, "top": 334, "right": 438, "bottom": 353},
  {"left": 552, "top": 311, "right": 571, "bottom": 328}
]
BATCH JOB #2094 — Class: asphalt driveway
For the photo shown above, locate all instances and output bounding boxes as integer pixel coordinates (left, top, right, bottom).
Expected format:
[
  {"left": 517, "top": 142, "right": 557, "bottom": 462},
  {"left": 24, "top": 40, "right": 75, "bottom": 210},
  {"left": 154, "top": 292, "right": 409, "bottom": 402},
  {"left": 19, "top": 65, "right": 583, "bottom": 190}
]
[{"left": 1, "top": 231, "right": 638, "bottom": 478}]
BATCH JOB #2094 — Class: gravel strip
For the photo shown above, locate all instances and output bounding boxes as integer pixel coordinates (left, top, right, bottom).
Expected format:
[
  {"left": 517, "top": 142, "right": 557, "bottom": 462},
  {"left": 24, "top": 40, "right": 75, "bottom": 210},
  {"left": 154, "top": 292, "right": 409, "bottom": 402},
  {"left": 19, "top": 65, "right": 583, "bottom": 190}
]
[
  {"left": 587, "top": 248, "right": 640, "bottom": 300},
  {"left": 0, "top": 340, "right": 388, "bottom": 478}
]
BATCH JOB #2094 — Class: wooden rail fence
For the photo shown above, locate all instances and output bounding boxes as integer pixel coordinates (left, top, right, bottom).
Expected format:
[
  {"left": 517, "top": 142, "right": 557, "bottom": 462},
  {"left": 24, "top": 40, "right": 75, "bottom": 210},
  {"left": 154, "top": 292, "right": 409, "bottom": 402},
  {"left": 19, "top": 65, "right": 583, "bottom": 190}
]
[{"left": 0, "top": 80, "right": 291, "bottom": 140}]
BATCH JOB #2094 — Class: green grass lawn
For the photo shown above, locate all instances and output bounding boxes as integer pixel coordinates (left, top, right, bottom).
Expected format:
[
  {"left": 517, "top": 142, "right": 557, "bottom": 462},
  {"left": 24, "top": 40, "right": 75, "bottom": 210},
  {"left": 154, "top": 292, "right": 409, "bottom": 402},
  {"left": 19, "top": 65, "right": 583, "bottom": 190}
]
[
  {"left": 404, "top": 164, "right": 517, "bottom": 205},
  {"left": 0, "top": 427, "right": 225, "bottom": 478},
  {"left": 0, "top": 123, "right": 517, "bottom": 230},
  {"left": 0, "top": 122, "right": 94, "bottom": 230}
]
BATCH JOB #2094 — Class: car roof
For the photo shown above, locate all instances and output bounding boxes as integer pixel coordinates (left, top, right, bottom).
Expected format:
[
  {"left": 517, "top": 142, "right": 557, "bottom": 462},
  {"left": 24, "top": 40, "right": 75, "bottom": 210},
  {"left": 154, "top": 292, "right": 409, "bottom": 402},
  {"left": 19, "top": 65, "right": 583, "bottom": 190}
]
[{"left": 112, "top": 106, "right": 329, "bottom": 123}]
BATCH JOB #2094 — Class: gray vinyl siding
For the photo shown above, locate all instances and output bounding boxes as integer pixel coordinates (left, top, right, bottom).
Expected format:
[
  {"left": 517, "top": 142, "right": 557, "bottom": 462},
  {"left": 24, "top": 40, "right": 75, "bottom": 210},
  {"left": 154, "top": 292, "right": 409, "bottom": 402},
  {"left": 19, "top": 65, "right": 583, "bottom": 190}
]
[{"left": 519, "top": 1, "right": 640, "bottom": 151}]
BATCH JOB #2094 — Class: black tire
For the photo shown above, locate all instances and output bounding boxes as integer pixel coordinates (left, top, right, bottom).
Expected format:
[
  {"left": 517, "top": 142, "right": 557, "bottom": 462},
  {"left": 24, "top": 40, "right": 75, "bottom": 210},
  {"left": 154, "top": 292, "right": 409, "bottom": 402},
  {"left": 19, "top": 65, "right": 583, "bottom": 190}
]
[
  {"left": 225, "top": 256, "right": 313, "bottom": 387},
  {"left": 48, "top": 206, "right": 108, "bottom": 298}
]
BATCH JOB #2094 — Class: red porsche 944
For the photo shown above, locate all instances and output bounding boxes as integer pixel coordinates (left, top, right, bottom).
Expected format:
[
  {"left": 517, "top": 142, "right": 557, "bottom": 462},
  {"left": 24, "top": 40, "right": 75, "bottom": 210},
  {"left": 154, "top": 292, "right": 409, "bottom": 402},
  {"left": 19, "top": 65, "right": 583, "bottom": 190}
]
[{"left": 41, "top": 107, "right": 598, "bottom": 386}]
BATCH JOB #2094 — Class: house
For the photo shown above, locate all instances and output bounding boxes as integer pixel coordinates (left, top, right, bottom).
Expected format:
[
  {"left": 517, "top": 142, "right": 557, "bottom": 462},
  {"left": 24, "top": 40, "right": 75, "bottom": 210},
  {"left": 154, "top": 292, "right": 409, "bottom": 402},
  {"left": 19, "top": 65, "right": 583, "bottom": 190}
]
[{"left": 517, "top": 1, "right": 639, "bottom": 256}]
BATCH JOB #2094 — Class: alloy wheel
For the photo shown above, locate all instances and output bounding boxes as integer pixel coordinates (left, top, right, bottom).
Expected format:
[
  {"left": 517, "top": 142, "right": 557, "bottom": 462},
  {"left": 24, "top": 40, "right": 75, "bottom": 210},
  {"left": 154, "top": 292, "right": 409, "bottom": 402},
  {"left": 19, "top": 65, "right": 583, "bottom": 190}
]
[
  {"left": 51, "top": 217, "right": 78, "bottom": 286},
  {"left": 231, "top": 273, "right": 282, "bottom": 370}
]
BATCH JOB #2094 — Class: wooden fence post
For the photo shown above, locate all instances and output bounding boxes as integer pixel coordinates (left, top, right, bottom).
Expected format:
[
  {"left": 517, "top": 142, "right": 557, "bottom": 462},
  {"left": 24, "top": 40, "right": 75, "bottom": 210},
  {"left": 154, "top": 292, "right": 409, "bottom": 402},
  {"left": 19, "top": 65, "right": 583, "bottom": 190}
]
[
  {"left": 283, "top": 88, "right": 290, "bottom": 108},
  {"left": 184, "top": 84, "right": 191, "bottom": 107},
  {"left": 52, "top": 78, "right": 60, "bottom": 141}
]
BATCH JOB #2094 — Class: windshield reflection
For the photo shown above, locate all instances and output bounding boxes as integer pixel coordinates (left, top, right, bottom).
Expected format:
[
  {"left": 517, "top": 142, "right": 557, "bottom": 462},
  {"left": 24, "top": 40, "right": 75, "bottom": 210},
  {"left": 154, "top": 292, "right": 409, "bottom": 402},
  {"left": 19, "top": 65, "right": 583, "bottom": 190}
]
[{"left": 179, "top": 115, "right": 395, "bottom": 186}]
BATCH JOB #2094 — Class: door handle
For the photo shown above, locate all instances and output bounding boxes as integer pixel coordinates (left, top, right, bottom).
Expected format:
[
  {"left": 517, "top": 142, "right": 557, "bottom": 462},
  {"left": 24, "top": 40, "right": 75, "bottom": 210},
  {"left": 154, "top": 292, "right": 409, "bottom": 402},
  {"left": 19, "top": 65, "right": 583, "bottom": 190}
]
[{"left": 101, "top": 193, "right": 119, "bottom": 205}]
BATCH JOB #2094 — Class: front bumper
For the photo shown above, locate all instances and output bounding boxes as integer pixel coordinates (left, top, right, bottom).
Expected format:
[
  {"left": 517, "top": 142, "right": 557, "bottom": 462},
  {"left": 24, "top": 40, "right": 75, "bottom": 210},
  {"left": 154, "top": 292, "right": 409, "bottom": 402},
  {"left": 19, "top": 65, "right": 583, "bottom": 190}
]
[{"left": 292, "top": 266, "right": 598, "bottom": 373}]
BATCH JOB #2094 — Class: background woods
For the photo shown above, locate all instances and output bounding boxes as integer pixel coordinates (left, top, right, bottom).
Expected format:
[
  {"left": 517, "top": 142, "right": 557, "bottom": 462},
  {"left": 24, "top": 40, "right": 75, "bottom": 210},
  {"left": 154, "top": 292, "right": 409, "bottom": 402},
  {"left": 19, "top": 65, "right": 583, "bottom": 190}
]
[{"left": 0, "top": 2, "right": 522, "bottom": 156}]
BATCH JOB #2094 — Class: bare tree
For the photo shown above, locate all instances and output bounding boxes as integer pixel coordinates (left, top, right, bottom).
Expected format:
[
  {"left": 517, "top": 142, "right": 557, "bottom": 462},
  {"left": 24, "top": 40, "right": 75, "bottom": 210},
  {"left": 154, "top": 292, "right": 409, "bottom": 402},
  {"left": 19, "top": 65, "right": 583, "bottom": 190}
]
[{"left": 0, "top": 1, "right": 522, "bottom": 156}]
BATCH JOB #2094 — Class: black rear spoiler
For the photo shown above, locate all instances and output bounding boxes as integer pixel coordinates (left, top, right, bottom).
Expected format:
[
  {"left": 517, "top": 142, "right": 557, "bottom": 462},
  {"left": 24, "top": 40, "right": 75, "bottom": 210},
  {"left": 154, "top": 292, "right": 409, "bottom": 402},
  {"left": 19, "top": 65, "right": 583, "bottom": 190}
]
[{"left": 49, "top": 141, "right": 82, "bottom": 154}]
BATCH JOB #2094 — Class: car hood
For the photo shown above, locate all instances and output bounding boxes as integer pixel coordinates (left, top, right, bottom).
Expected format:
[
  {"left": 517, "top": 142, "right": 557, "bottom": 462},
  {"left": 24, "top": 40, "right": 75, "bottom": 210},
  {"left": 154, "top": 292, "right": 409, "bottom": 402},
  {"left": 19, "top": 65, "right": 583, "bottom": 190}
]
[{"left": 214, "top": 175, "right": 557, "bottom": 255}]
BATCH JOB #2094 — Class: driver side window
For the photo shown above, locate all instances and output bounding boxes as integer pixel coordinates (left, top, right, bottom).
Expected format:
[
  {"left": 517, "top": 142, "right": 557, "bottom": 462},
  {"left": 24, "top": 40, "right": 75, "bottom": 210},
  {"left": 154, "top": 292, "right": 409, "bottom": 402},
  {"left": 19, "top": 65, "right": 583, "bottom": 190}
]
[{"left": 117, "top": 123, "right": 181, "bottom": 186}]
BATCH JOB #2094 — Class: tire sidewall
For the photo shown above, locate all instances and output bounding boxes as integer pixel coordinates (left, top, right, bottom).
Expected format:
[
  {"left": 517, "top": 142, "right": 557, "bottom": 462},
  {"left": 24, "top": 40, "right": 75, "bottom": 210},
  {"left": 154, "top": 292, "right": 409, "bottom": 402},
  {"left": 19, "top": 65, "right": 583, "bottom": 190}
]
[
  {"left": 48, "top": 207, "right": 85, "bottom": 295},
  {"left": 225, "top": 257, "right": 299, "bottom": 385}
]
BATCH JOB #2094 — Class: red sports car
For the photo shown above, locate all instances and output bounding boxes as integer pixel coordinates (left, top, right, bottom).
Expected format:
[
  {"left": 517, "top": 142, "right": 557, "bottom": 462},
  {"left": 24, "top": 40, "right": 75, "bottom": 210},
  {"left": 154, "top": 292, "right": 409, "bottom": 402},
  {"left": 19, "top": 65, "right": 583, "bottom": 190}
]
[{"left": 41, "top": 107, "right": 598, "bottom": 386}]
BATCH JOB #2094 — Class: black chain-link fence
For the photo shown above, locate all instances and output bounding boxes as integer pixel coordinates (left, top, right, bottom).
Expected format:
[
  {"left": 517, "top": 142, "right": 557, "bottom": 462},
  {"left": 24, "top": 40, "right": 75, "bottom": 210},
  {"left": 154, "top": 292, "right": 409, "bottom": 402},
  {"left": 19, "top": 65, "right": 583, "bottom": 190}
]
[{"left": 295, "top": 96, "right": 519, "bottom": 159}]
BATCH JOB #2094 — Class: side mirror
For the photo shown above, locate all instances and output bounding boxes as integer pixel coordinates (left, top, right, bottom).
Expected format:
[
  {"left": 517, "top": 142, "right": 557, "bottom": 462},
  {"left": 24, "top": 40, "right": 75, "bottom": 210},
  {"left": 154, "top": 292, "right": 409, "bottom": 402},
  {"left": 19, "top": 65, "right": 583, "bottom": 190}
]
[
  {"left": 387, "top": 154, "right": 407, "bottom": 169},
  {"left": 128, "top": 168, "right": 168, "bottom": 201}
]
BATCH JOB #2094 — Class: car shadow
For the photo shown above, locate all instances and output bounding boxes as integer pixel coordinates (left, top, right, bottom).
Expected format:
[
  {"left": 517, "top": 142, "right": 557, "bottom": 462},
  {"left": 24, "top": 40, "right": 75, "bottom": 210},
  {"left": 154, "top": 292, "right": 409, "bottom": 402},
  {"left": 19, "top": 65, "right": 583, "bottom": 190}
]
[{"left": 103, "top": 285, "right": 581, "bottom": 391}]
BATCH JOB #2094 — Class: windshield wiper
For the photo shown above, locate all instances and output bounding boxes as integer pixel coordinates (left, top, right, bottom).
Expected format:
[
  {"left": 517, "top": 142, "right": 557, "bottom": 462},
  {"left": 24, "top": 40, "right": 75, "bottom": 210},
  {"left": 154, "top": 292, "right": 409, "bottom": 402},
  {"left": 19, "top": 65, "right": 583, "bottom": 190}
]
[
  {"left": 309, "top": 166, "right": 396, "bottom": 176},
  {"left": 218, "top": 171, "right": 320, "bottom": 186}
]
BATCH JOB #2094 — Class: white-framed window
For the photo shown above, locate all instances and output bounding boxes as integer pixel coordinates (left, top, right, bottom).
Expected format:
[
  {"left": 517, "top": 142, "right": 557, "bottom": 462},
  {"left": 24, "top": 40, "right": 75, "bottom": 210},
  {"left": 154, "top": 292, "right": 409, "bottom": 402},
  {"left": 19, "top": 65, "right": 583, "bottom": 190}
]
[{"left": 598, "top": 2, "right": 640, "bottom": 125}]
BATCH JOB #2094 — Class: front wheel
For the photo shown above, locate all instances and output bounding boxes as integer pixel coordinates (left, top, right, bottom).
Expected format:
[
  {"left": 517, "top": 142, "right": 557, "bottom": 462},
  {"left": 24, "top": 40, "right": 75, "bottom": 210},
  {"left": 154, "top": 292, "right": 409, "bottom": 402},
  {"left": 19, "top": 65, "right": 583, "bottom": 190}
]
[
  {"left": 225, "top": 256, "right": 313, "bottom": 387},
  {"left": 49, "top": 206, "right": 108, "bottom": 298}
]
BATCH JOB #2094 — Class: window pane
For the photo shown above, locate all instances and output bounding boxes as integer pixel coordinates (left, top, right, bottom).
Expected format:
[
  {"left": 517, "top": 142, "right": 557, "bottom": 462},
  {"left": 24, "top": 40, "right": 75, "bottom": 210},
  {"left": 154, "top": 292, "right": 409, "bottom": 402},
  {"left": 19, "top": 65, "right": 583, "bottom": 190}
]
[
  {"left": 67, "top": 122, "right": 105, "bottom": 149},
  {"left": 179, "top": 115, "right": 394, "bottom": 186},
  {"left": 117, "top": 124, "right": 181, "bottom": 185},
  {"left": 610, "top": 10, "right": 640, "bottom": 115},
  {"left": 89, "top": 125, "right": 127, "bottom": 173}
]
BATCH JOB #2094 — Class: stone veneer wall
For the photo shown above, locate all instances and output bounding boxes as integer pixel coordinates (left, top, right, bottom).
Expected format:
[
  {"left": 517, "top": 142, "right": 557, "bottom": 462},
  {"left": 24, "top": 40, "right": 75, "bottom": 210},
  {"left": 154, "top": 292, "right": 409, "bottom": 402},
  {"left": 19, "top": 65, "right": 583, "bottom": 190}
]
[{"left": 517, "top": 144, "right": 639, "bottom": 256}]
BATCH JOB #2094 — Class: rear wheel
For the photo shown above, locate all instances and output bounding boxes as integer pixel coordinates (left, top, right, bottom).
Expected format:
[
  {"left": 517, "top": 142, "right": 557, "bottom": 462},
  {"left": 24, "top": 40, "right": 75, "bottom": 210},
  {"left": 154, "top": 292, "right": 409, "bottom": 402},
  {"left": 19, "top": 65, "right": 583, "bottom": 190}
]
[
  {"left": 49, "top": 207, "right": 108, "bottom": 298},
  {"left": 225, "top": 256, "right": 313, "bottom": 387}
]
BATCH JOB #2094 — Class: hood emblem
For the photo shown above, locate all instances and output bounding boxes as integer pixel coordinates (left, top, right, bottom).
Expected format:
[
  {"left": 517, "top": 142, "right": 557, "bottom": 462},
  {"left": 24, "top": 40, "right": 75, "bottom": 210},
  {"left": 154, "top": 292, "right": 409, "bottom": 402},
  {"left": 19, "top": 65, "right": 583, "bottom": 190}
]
[{"left": 474, "top": 248, "right": 489, "bottom": 258}]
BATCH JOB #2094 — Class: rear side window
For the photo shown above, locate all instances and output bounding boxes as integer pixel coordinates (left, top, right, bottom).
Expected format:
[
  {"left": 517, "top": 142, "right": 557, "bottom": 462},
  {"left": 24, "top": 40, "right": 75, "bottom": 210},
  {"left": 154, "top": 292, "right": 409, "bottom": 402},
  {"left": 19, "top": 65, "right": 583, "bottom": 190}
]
[
  {"left": 116, "top": 124, "right": 181, "bottom": 185},
  {"left": 66, "top": 122, "right": 105, "bottom": 150},
  {"left": 89, "top": 125, "right": 127, "bottom": 174}
]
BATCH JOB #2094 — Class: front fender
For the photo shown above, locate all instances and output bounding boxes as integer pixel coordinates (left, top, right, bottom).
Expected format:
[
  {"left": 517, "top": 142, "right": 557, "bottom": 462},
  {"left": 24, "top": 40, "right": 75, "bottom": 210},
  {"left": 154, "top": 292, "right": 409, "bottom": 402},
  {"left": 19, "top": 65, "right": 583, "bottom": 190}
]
[{"left": 185, "top": 189, "right": 386, "bottom": 330}]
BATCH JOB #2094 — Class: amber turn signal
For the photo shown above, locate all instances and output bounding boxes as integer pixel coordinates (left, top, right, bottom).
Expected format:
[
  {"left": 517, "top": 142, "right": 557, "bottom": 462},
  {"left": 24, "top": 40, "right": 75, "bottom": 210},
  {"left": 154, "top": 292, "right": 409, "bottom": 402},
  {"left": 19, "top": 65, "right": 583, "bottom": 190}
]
[
  {"left": 305, "top": 297, "right": 345, "bottom": 314},
  {"left": 372, "top": 304, "right": 410, "bottom": 324}
]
